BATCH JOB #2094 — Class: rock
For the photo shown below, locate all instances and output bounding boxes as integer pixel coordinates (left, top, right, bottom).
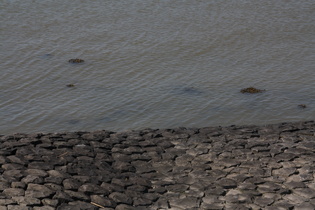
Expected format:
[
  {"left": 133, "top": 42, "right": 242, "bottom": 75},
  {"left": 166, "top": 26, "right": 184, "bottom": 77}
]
[
  {"left": 90, "top": 195, "right": 116, "bottom": 208},
  {"left": 3, "top": 188, "right": 25, "bottom": 197},
  {"left": 109, "top": 192, "right": 132, "bottom": 205},
  {"left": 11, "top": 196, "right": 41, "bottom": 205},
  {"left": 64, "top": 190, "right": 90, "bottom": 201},
  {"left": 62, "top": 178, "right": 81, "bottom": 190},
  {"left": 25, "top": 184, "right": 54, "bottom": 198}
]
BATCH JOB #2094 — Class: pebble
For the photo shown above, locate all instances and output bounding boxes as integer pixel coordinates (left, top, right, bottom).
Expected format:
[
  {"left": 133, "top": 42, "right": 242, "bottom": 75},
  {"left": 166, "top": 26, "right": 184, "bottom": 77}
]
[{"left": 0, "top": 121, "right": 314, "bottom": 209}]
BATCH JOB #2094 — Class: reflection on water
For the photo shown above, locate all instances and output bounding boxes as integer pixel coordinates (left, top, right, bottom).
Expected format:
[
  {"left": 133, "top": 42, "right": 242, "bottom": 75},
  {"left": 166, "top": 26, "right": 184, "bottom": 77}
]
[{"left": 1, "top": 0, "right": 314, "bottom": 134}]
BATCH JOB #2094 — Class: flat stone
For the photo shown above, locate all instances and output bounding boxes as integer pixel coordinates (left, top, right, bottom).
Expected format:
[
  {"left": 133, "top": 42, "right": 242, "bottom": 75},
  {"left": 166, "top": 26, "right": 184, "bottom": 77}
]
[
  {"left": 53, "top": 191, "right": 73, "bottom": 203},
  {"left": 25, "top": 169, "right": 48, "bottom": 177},
  {"left": 115, "top": 204, "right": 136, "bottom": 210},
  {"left": 25, "top": 184, "right": 54, "bottom": 198},
  {"left": 42, "top": 198, "right": 59, "bottom": 207},
  {"left": 6, "top": 205, "right": 31, "bottom": 210},
  {"left": 295, "top": 202, "right": 315, "bottom": 210},
  {"left": 33, "top": 206, "right": 55, "bottom": 210},
  {"left": 0, "top": 198, "right": 16, "bottom": 206},
  {"left": 78, "top": 183, "right": 110, "bottom": 195},
  {"left": 11, "top": 182, "right": 26, "bottom": 189},
  {"left": 169, "top": 197, "right": 200, "bottom": 209},
  {"left": 64, "top": 190, "right": 90, "bottom": 201},
  {"left": 217, "top": 178, "right": 237, "bottom": 189},
  {"left": 90, "top": 195, "right": 116, "bottom": 208},
  {"left": 254, "top": 196, "right": 275, "bottom": 207},
  {"left": 11, "top": 196, "right": 41, "bottom": 205},
  {"left": 283, "top": 193, "right": 309, "bottom": 205},
  {"left": 133, "top": 197, "right": 153, "bottom": 206},
  {"left": 62, "top": 178, "right": 81, "bottom": 190},
  {"left": 0, "top": 181, "right": 10, "bottom": 191},
  {"left": 293, "top": 188, "right": 315, "bottom": 199},
  {"left": 22, "top": 175, "right": 44, "bottom": 184},
  {"left": 109, "top": 192, "right": 132, "bottom": 205},
  {"left": 3, "top": 170, "right": 23, "bottom": 181},
  {"left": 2, "top": 163, "right": 25, "bottom": 170},
  {"left": 3, "top": 188, "right": 25, "bottom": 197}
]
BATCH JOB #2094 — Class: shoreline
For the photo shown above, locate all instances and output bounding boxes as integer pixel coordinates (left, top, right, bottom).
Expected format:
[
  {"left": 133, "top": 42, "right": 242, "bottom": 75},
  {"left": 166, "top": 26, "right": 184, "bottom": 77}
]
[{"left": 1, "top": 120, "right": 314, "bottom": 209}]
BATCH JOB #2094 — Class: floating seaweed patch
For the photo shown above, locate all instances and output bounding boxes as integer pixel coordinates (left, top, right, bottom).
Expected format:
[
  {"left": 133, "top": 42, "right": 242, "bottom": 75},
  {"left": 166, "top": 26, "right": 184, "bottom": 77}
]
[
  {"left": 240, "top": 87, "right": 265, "bottom": 94},
  {"left": 68, "top": 58, "right": 84, "bottom": 63},
  {"left": 298, "top": 104, "right": 307, "bottom": 109}
]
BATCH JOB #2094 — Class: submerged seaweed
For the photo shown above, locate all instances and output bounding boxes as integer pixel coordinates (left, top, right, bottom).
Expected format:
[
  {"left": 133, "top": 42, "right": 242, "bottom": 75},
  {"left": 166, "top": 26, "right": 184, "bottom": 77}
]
[
  {"left": 240, "top": 87, "right": 265, "bottom": 94},
  {"left": 68, "top": 58, "right": 84, "bottom": 63}
]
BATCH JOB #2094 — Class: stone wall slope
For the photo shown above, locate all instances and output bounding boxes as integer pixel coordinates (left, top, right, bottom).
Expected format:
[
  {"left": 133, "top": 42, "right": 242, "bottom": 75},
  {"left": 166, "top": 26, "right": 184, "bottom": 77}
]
[{"left": 0, "top": 121, "right": 314, "bottom": 209}]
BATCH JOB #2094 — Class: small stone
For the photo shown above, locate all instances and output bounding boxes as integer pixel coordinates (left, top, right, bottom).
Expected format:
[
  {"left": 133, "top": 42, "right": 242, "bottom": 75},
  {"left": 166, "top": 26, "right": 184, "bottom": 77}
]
[
  {"left": 42, "top": 198, "right": 59, "bottom": 207},
  {"left": 109, "top": 192, "right": 132, "bottom": 205},
  {"left": 53, "top": 191, "right": 73, "bottom": 203},
  {"left": 0, "top": 181, "right": 10, "bottom": 191},
  {"left": 217, "top": 178, "right": 237, "bottom": 189},
  {"left": 90, "top": 195, "right": 116, "bottom": 208},
  {"left": 3, "top": 170, "right": 23, "bottom": 181},
  {"left": 64, "top": 190, "right": 90, "bottom": 201},
  {"left": 295, "top": 202, "right": 315, "bottom": 210},
  {"left": 11, "top": 182, "right": 25, "bottom": 189},
  {"left": 11, "top": 196, "right": 41, "bottom": 205},
  {"left": 2, "top": 163, "right": 25, "bottom": 170},
  {"left": 115, "top": 204, "right": 136, "bottom": 210},
  {"left": 6, "top": 205, "right": 31, "bottom": 210},
  {"left": 78, "top": 183, "right": 110, "bottom": 195},
  {"left": 22, "top": 175, "right": 44, "bottom": 184},
  {"left": 63, "top": 178, "right": 81, "bottom": 190},
  {"left": 25, "top": 169, "right": 48, "bottom": 177},
  {"left": 3, "top": 188, "right": 25, "bottom": 197},
  {"left": 25, "top": 184, "right": 54, "bottom": 198},
  {"left": 33, "top": 206, "right": 55, "bottom": 210},
  {"left": 254, "top": 196, "right": 275, "bottom": 207},
  {"left": 169, "top": 197, "right": 200, "bottom": 209}
]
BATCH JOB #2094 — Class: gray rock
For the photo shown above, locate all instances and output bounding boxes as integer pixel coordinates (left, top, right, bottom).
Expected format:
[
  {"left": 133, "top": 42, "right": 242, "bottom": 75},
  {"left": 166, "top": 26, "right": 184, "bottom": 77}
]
[
  {"left": 3, "top": 188, "right": 25, "bottom": 197},
  {"left": 109, "top": 192, "right": 132, "bottom": 205},
  {"left": 115, "top": 204, "right": 136, "bottom": 210},
  {"left": 42, "top": 198, "right": 59, "bottom": 207},
  {"left": 11, "top": 196, "right": 41, "bottom": 205},
  {"left": 90, "top": 195, "right": 116, "bottom": 208},
  {"left": 62, "top": 178, "right": 81, "bottom": 190},
  {"left": 64, "top": 190, "right": 90, "bottom": 201},
  {"left": 25, "top": 184, "right": 54, "bottom": 198}
]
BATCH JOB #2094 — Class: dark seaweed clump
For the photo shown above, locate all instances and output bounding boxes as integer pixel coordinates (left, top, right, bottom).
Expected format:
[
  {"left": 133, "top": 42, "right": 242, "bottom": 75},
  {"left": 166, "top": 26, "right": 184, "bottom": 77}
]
[
  {"left": 68, "top": 58, "right": 84, "bottom": 63},
  {"left": 298, "top": 104, "right": 307, "bottom": 109},
  {"left": 240, "top": 87, "right": 265, "bottom": 94}
]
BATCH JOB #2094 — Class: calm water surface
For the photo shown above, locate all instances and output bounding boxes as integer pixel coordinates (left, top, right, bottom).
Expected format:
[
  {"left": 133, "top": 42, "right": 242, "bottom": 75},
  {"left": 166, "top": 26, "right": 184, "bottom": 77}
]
[{"left": 1, "top": 0, "right": 314, "bottom": 134}]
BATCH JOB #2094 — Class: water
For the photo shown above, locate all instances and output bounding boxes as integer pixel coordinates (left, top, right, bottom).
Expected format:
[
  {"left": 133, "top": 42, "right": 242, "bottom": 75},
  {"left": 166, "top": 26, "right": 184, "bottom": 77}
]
[{"left": 1, "top": 0, "right": 314, "bottom": 135}]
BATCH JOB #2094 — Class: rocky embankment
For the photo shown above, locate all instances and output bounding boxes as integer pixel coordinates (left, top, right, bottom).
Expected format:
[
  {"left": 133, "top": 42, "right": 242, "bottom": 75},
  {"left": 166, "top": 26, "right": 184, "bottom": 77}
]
[{"left": 0, "top": 121, "right": 315, "bottom": 210}]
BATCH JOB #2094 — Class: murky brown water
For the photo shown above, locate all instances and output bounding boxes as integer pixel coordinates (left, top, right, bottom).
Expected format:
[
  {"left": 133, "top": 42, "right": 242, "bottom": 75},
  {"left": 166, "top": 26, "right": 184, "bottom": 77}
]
[{"left": 1, "top": 0, "right": 314, "bottom": 134}]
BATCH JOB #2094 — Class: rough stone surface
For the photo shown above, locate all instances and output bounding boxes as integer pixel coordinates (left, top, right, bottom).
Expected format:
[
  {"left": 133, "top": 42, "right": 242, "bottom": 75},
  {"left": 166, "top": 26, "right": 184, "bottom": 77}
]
[{"left": 0, "top": 121, "right": 314, "bottom": 209}]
